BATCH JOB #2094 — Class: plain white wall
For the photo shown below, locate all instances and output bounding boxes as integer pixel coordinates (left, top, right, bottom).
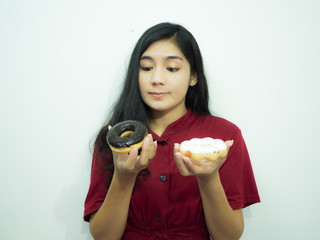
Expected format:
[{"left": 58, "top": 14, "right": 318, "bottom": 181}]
[{"left": 1, "top": 0, "right": 319, "bottom": 239}]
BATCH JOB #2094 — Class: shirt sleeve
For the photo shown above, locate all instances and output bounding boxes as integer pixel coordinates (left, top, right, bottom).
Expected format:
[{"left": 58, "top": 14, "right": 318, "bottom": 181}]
[
  {"left": 83, "top": 148, "right": 112, "bottom": 222},
  {"left": 219, "top": 129, "right": 260, "bottom": 210}
]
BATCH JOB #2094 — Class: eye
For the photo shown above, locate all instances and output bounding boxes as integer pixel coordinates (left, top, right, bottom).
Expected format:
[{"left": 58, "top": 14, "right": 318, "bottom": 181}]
[
  {"left": 140, "top": 66, "right": 153, "bottom": 71},
  {"left": 167, "top": 67, "right": 179, "bottom": 72}
]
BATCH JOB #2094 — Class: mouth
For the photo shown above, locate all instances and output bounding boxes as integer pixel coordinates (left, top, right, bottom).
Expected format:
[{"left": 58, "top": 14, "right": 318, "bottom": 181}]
[{"left": 149, "top": 92, "right": 168, "bottom": 99}]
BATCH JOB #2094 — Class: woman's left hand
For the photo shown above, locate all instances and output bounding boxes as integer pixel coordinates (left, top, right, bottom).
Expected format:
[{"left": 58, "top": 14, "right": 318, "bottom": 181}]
[{"left": 173, "top": 140, "right": 234, "bottom": 177}]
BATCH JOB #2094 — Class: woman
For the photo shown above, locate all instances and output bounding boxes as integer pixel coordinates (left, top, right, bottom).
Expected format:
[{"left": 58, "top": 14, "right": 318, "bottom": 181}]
[{"left": 84, "top": 22, "right": 260, "bottom": 239}]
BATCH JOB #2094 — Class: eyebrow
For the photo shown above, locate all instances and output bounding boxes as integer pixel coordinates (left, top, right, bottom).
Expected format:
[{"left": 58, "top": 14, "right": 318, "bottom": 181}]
[{"left": 140, "top": 55, "right": 183, "bottom": 61}]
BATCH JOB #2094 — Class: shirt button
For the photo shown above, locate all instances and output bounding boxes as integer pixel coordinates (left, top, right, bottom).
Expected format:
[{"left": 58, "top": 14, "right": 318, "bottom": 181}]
[
  {"left": 160, "top": 175, "right": 167, "bottom": 182},
  {"left": 159, "top": 141, "right": 166, "bottom": 145},
  {"left": 156, "top": 216, "right": 162, "bottom": 222}
]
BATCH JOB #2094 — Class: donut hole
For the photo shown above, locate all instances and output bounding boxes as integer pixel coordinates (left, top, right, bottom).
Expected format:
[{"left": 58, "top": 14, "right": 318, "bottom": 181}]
[{"left": 120, "top": 130, "right": 134, "bottom": 138}]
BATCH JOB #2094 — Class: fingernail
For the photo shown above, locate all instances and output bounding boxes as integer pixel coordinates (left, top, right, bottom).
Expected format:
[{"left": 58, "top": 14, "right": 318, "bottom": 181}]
[
  {"left": 131, "top": 148, "right": 138, "bottom": 155},
  {"left": 183, "top": 158, "right": 189, "bottom": 164},
  {"left": 144, "top": 137, "right": 150, "bottom": 145}
]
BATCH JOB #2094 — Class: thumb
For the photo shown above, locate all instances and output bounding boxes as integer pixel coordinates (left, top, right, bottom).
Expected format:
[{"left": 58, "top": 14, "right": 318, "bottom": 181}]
[{"left": 225, "top": 140, "right": 234, "bottom": 150}]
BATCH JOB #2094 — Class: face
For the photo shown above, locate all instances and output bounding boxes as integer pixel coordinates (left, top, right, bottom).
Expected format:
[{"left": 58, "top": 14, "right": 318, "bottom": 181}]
[{"left": 139, "top": 39, "right": 197, "bottom": 118}]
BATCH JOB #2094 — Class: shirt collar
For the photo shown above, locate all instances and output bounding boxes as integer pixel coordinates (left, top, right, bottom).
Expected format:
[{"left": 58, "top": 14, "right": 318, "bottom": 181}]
[{"left": 150, "top": 108, "right": 194, "bottom": 141}]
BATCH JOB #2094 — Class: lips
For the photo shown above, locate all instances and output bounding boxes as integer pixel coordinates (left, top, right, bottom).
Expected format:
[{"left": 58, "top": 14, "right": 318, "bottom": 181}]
[{"left": 149, "top": 92, "right": 168, "bottom": 99}]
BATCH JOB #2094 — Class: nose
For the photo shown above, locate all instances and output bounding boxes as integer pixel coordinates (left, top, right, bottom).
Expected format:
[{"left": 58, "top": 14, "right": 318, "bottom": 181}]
[{"left": 151, "top": 68, "right": 165, "bottom": 85}]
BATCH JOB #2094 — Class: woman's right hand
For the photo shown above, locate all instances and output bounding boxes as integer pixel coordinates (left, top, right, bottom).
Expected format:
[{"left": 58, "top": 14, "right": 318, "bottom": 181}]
[
  {"left": 89, "top": 136, "right": 156, "bottom": 239},
  {"left": 111, "top": 134, "right": 157, "bottom": 178}
]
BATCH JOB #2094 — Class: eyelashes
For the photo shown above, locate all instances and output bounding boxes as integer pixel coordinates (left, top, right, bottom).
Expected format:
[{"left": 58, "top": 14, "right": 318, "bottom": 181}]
[
  {"left": 167, "top": 67, "right": 179, "bottom": 72},
  {"left": 140, "top": 66, "right": 180, "bottom": 72},
  {"left": 140, "top": 66, "right": 153, "bottom": 71}
]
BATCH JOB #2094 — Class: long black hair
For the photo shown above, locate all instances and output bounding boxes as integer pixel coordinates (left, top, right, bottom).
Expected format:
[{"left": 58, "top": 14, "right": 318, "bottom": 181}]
[{"left": 94, "top": 22, "right": 211, "bottom": 179}]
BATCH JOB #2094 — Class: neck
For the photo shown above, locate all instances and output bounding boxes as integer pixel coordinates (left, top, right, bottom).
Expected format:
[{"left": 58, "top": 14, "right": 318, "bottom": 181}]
[{"left": 149, "top": 107, "right": 188, "bottom": 136}]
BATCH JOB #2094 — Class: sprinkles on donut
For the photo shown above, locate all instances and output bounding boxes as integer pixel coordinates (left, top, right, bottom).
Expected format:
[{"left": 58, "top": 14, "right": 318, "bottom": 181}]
[{"left": 107, "top": 120, "right": 148, "bottom": 153}]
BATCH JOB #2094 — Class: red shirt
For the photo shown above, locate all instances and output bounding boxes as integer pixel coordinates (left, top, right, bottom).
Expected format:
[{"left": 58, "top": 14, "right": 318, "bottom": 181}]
[{"left": 84, "top": 109, "right": 260, "bottom": 239}]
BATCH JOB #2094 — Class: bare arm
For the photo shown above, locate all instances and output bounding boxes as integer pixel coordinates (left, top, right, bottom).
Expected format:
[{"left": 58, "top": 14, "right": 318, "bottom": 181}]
[
  {"left": 89, "top": 135, "right": 157, "bottom": 240},
  {"left": 197, "top": 173, "right": 244, "bottom": 240},
  {"left": 174, "top": 140, "right": 244, "bottom": 240}
]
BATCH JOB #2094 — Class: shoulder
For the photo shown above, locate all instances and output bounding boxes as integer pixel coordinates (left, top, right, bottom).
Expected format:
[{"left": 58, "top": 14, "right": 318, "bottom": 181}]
[
  {"left": 190, "top": 111, "right": 241, "bottom": 138},
  {"left": 206, "top": 114, "right": 239, "bottom": 129}
]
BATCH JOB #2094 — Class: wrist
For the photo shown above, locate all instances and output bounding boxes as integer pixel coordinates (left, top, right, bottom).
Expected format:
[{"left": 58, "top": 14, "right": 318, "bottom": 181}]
[
  {"left": 113, "top": 171, "right": 137, "bottom": 189},
  {"left": 196, "top": 170, "right": 221, "bottom": 187}
]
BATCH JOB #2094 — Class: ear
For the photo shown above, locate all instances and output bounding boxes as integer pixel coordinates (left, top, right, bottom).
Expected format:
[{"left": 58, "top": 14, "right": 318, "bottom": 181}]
[{"left": 189, "top": 73, "right": 198, "bottom": 87}]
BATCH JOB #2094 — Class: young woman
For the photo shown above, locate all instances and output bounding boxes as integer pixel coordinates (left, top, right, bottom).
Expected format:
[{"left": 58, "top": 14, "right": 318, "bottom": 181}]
[{"left": 84, "top": 22, "right": 260, "bottom": 240}]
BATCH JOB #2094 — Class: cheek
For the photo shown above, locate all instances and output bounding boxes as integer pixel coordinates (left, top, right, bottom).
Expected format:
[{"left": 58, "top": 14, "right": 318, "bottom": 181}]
[
  {"left": 138, "top": 76, "right": 145, "bottom": 94},
  {"left": 139, "top": 71, "right": 149, "bottom": 83},
  {"left": 170, "top": 83, "right": 190, "bottom": 102},
  {"left": 180, "top": 83, "right": 191, "bottom": 98},
  {"left": 172, "top": 75, "right": 191, "bottom": 93}
]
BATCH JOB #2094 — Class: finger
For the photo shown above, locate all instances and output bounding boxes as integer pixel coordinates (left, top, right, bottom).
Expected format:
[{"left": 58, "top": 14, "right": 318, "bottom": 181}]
[
  {"left": 174, "top": 143, "right": 192, "bottom": 166},
  {"left": 174, "top": 144, "right": 190, "bottom": 176},
  {"left": 187, "top": 158, "right": 213, "bottom": 174},
  {"left": 174, "top": 143, "right": 180, "bottom": 152},
  {"left": 124, "top": 148, "right": 139, "bottom": 170},
  {"left": 181, "top": 156, "right": 200, "bottom": 175},
  {"left": 150, "top": 140, "right": 157, "bottom": 159},
  {"left": 148, "top": 134, "right": 158, "bottom": 159},
  {"left": 225, "top": 140, "right": 234, "bottom": 150},
  {"left": 139, "top": 134, "right": 152, "bottom": 165}
]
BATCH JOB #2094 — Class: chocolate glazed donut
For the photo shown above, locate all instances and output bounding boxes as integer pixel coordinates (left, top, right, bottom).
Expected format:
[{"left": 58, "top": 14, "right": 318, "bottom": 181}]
[{"left": 107, "top": 120, "right": 148, "bottom": 153}]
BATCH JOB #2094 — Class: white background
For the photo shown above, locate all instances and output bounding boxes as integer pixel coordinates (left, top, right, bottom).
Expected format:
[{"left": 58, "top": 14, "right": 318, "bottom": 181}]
[{"left": 1, "top": 0, "right": 319, "bottom": 239}]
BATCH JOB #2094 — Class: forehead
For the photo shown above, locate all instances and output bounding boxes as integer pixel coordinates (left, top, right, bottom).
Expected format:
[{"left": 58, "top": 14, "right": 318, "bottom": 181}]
[{"left": 141, "top": 39, "right": 184, "bottom": 59}]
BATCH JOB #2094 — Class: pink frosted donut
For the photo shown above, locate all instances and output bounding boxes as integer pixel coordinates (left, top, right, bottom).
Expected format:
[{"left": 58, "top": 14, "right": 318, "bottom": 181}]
[{"left": 180, "top": 138, "right": 228, "bottom": 162}]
